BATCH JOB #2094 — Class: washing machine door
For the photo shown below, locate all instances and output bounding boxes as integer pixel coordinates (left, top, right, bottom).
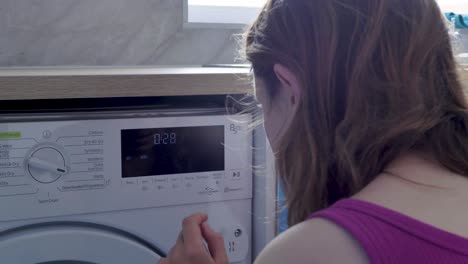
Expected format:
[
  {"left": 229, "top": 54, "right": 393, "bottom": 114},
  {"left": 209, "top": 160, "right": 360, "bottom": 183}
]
[{"left": 0, "top": 222, "right": 163, "bottom": 264}]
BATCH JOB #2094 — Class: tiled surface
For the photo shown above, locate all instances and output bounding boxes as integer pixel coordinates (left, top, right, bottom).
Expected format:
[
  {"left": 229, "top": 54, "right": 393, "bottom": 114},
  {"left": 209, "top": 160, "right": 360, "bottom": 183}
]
[
  {"left": 0, "top": 0, "right": 242, "bottom": 66},
  {"left": 459, "top": 31, "right": 468, "bottom": 54},
  {"left": 1, "top": 1, "right": 464, "bottom": 67}
]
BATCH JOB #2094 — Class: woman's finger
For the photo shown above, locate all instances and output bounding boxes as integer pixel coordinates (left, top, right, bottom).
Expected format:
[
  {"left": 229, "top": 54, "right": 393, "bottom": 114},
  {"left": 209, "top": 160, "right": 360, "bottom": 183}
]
[
  {"left": 181, "top": 214, "right": 208, "bottom": 249},
  {"left": 157, "top": 257, "right": 168, "bottom": 264},
  {"left": 177, "top": 231, "right": 184, "bottom": 244},
  {"left": 201, "top": 222, "right": 229, "bottom": 264},
  {"left": 181, "top": 213, "right": 211, "bottom": 261},
  {"left": 167, "top": 231, "right": 186, "bottom": 263}
]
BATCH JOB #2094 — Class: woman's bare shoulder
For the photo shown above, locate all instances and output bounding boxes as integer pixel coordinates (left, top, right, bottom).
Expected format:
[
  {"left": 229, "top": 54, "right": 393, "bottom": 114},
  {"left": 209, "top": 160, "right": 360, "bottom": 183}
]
[{"left": 254, "top": 218, "right": 369, "bottom": 264}]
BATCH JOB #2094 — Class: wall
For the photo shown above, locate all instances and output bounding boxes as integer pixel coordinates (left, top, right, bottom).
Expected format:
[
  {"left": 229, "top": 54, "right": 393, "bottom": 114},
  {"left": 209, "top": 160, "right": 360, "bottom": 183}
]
[
  {"left": 460, "top": 31, "right": 468, "bottom": 54},
  {"left": 0, "top": 0, "right": 243, "bottom": 66},
  {"left": 1, "top": 1, "right": 467, "bottom": 67}
]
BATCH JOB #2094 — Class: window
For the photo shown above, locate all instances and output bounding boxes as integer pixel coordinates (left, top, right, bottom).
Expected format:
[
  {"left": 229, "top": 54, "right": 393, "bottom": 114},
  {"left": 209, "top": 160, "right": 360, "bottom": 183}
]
[
  {"left": 437, "top": 0, "right": 468, "bottom": 13},
  {"left": 185, "top": 1, "right": 468, "bottom": 27},
  {"left": 185, "top": 0, "right": 265, "bottom": 26}
]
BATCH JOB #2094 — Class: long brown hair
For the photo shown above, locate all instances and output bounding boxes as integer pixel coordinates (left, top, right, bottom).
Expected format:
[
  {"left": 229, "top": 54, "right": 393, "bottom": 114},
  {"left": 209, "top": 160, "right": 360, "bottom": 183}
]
[{"left": 244, "top": 0, "right": 468, "bottom": 225}]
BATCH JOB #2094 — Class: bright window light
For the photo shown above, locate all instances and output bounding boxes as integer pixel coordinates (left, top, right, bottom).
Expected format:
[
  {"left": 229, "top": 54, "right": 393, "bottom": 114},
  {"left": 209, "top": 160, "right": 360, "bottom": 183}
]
[
  {"left": 186, "top": 1, "right": 468, "bottom": 26},
  {"left": 189, "top": 0, "right": 265, "bottom": 7},
  {"left": 187, "top": 0, "right": 266, "bottom": 25},
  {"left": 437, "top": 0, "right": 468, "bottom": 13}
]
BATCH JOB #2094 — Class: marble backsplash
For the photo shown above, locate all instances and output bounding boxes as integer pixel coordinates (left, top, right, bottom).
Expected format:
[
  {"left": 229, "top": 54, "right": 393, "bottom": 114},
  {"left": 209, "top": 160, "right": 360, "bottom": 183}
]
[
  {"left": 461, "top": 32, "right": 468, "bottom": 52},
  {"left": 1, "top": 1, "right": 467, "bottom": 67},
  {"left": 0, "top": 0, "right": 243, "bottom": 66}
]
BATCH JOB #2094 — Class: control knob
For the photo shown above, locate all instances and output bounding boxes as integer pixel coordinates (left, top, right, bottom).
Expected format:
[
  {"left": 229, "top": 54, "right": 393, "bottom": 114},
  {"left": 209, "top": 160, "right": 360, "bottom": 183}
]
[{"left": 25, "top": 143, "right": 69, "bottom": 183}]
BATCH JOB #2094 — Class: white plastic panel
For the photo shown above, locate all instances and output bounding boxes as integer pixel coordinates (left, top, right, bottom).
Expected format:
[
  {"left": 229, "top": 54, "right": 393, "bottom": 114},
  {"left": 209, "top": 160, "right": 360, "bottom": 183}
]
[
  {"left": 0, "top": 115, "right": 252, "bottom": 221},
  {"left": 0, "top": 199, "right": 253, "bottom": 264}
]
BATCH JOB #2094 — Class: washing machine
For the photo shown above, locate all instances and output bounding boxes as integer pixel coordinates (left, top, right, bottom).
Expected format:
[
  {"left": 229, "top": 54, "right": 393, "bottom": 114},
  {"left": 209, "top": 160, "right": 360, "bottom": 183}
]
[{"left": 0, "top": 108, "right": 261, "bottom": 264}]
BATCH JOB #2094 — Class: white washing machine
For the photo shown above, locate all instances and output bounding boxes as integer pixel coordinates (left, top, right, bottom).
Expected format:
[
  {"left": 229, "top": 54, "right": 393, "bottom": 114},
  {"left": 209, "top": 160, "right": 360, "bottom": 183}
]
[{"left": 0, "top": 109, "right": 264, "bottom": 264}]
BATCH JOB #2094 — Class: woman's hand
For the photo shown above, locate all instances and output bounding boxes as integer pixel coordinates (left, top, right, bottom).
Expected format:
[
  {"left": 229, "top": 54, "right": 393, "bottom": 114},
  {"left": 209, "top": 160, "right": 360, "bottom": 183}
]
[{"left": 158, "top": 213, "right": 229, "bottom": 264}]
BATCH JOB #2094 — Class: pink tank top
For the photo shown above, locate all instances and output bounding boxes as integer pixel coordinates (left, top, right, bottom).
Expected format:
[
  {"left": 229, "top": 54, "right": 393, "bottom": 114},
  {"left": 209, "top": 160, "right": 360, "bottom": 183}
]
[{"left": 309, "top": 199, "right": 468, "bottom": 263}]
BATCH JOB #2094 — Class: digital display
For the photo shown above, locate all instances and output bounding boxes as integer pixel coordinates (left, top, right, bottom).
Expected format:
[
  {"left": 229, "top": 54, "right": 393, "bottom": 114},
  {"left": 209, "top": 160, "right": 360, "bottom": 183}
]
[{"left": 121, "top": 126, "right": 224, "bottom": 178}]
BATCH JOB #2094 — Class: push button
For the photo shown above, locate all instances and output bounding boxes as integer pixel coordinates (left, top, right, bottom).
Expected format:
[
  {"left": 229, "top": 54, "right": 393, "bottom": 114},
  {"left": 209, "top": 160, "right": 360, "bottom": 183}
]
[{"left": 221, "top": 225, "right": 249, "bottom": 262}]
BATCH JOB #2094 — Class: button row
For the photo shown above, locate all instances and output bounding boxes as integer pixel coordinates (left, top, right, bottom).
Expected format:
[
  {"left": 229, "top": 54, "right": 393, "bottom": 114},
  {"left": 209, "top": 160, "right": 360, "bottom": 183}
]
[{"left": 121, "top": 170, "right": 246, "bottom": 195}]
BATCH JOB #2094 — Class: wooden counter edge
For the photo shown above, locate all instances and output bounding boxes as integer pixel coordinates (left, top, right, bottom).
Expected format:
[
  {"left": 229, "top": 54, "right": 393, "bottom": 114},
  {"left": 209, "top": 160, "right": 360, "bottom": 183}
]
[{"left": 0, "top": 67, "right": 253, "bottom": 100}]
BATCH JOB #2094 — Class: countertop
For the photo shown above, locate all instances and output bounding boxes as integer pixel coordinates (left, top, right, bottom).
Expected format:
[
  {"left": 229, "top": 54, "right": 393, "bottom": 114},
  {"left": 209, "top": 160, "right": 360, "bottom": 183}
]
[{"left": 0, "top": 67, "right": 252, "bottom": 100}]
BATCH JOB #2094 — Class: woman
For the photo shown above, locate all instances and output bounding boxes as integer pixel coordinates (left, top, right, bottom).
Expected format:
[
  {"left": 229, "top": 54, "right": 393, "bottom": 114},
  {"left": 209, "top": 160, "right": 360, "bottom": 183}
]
[{"left": 159, "top": 0, "right": 468, "bottom": 263}]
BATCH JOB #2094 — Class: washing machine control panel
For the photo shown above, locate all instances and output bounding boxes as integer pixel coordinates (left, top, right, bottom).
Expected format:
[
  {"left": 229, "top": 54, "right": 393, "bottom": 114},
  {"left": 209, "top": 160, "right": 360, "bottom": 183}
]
[{"left": 0, "top": 115, "right": 252, "bottom": 221}]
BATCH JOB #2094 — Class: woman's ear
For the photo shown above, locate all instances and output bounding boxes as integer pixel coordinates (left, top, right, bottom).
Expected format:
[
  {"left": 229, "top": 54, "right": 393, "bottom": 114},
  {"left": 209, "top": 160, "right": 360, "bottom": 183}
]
[{"left": 273, "top": 64, "right": 302, "bottom": 106}]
